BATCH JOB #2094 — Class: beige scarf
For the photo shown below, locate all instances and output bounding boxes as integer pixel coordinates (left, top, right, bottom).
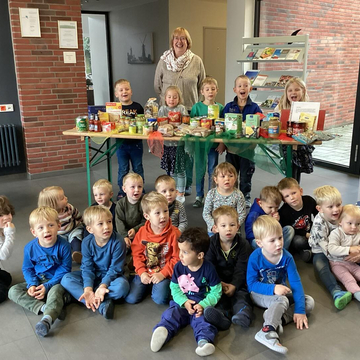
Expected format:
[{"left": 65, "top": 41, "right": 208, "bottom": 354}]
[{"left": 160, "top": 49, "right": 194, "bottom": 72}]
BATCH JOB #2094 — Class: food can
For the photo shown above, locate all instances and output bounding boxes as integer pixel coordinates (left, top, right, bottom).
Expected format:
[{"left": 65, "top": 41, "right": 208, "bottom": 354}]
[
  {"left": 291, "top": 121, "right": 306, "bottom": 135},
  {"left": 200, "top": 118, "right": 212, "bottom": 129},
  {"left": 76, "top": 116, "right": 88, "bottom": 132},
  {"left": 182, "top": 115, "right": 190, "bottom": 124},
  {"left": 190, "top": 119, "right": 200, "bottom": 128}
]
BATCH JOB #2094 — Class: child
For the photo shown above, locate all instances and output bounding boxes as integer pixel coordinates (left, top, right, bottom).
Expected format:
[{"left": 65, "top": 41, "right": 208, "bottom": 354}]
[
  {"left": 245, "top": 186, "right": 294, "bottom": 250},
  {"left": 125, "top": 192, "right": 180, "bottom": 305},
  {"left": 204, "top": 206, "right": 253, "bottom": 330},
  {"left": 190, "top": 77, "right": 224, "bottom": 208},
  {"left": 278, "top": 177, "right": 318, "bottom": 262},
  {"left": 8, "top": 207, "right": 71, "bottom": 337},
  {"left": 150, "top": 227, "right": 221, "bottom": 357},
  {"left": 159, "top": 86, "right": 188, "bottom": 203},
  {"left": 38, "top": 186, "right": 83, "bottom": 263},
  {"left": 328, "top": 204, "right": 360, "bottom": 301},
  {"left": 155, "top": 175, "right": 188, "bottom": 233},
  {"left": 203, "top": 162, "right": 246, "bottom": 236},
  {"left": 61, "top": 206, "right": 129, "bottom": 319},
  {"left": 114, "top": 79, "right": 145, "bottom": 199},
  {"left": 0, "top": 196, "right": 15, "bottom": 303},
  {"left": 277, "top": 77, "right": 313, "bottom": 183},
  {"left": 309, "top": 185, "right": 352, "bottom": 309},
  {"left": 83, "top": 179, "right": 117, "bottom": 238},
  {"left": 221, "top": 75, "right": 262, "bottom": 207},
  {"left": 115, "top": 173, "right": 146, "bottom": 248},
  {"left": 247, "top": 215, "right": 314, "bottom": 354}
]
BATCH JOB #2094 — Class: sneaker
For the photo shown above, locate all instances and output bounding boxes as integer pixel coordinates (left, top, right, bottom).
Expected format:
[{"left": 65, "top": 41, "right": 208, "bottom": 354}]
[
  {"left": 35, "top": 319, "right": 51, "bottom": 337},
  {"left": 334, "top": 291, "right": 352, "bottom": 310},
  {"left": 301, "top": 249, "right": 313, "bottom": 263},
  {"left": 185, "top": 186, "right": 192, "bottom": 196},
  {"left": 193, "top": 197, "right": 204, "bottom": 208},
  {"left": 98, "top": 299, "right": 114, "bottom": 319},
  {"left": 231, "top": 309, "right": 252, "bottom": 329},
  {"left": 176, "top": 195, "right": 185, "bottom": 204},
  {"left": 195, "top": 341, "right": 215, "bottom": 357},
  {"left": 72, "top": 251, "right": 82, "bottom": 264},
  {"left": 255, "top": 328, "right": 288, "bottom": 354},
  {"left": 245, "top": 199, "right": 252, "bottom": 208},
  {"left": 204, "top": 306, "right": 231, "bottom": 331},
  {"left": 150, "top": 326, "right": 168, "bottom": 352}
]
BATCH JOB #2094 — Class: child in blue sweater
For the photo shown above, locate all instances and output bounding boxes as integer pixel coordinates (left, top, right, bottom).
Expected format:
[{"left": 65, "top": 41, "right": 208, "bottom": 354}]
[
  {"left": 8, "top": 207, "right": 72, "bottom": 337},
  {"left": 61, "top": 205, "right": 129, "bottom": 319},
  {"left": 247, "top": 215, "right": 314, "bottom": 354}
]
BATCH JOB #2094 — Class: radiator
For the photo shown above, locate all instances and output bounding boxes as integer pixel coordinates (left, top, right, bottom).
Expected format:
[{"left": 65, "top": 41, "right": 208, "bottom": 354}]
[{"left": 0, "top": 124, "right": 20, "bottom": 168}]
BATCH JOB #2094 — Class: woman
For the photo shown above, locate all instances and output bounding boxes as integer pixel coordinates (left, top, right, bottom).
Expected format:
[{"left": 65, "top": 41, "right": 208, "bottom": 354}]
[{"left": 154, "top": 27, "right": 206, "bottom": 112}]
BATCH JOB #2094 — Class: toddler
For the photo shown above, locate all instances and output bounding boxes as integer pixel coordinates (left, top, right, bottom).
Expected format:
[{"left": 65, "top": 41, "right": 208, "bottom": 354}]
[
  {"left": 38, "top": 186, "right": 83, "bottom": 263},
  {"left": 159, "top": 86, "right": 188, "bottom": 203},
  {"left": 247, "top": 215, "right": 314, "bottom": 354},
  {"left": 61, "top": 205, "right": 129, "bottom": 319},
  {"left": 278, "top": 177, "right": 317, "bottom": 262},
  {"left": 203, "top": 162, "right": 246, "bottom": 236},
  {"left": 190, "top": 77, "right": 224, "bottom": 208},
  {"left": 245, "top": 186, "right": 294, "bottom": 250},
  {"left": 155, "top": 175, "right": 188, "bottom": 233},
  {"left": 114, "top": 79, "right": 145, "bottom": 199},
  {"left": 8, "top": 207, "right": 71, "bottom": 337},
  {"left": 328, "top": 204, "right": 360, "bottom": 302},
  {"left": 309, "top": 185, "right": 352, "bottom": 309},
  {"left": 115, "top": 173, "right": 146, "bottom": 248},
  {"left": 150, "top": 228, "right": 221, "bottom": 357},
  {"left": 0, "top": 196, "right": 15, "bottom": 303}
]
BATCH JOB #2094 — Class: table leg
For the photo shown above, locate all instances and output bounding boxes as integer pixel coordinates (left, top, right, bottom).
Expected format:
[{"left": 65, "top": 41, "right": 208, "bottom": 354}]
[
  {"left": 85, "top": 136, "right": 92, "bottom": 206},
  {"left": 107, "top": 138, "right": 112, "bottom": 183},
  {"left": 286, "top": 145, "right": 292, "bottom": 178}
]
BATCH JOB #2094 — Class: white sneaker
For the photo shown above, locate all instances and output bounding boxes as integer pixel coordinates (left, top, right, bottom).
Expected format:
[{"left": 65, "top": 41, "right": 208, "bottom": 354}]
[
  {"left": 255, "top": 329, "right": 288, "bottom": 354},
  {"left": 195, "top": 342, "right": 215, "bottom": 357},
  {"left": 150, "top": 327, "right": 168, "bottom": 352},
  {"left": 176, "top": 195, "right": 185, "bottom": 204}
]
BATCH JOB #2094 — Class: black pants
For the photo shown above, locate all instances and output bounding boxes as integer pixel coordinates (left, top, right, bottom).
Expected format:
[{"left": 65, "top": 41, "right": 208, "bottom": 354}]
[
  {"left": 0, "top": 268, "right": 12, "bottom": 303},
  {"left": 215, "top": 288, "right": 253, "bottom": 318}
]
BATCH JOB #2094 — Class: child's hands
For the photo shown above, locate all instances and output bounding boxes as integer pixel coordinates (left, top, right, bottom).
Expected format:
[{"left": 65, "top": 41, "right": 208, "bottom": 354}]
[
  {"left": 349, "top": 245, "right": 360, "bottom": 254},
  {"left": 79, "top": 287, "right": 97, "bottom": 312},
  {"left": 27, "top": 285, "right": 36, "bottom": 297},
  {"left": 223, "top": 283, "right": 236, "bottom": 297},
  {"left": 184, "top": 300, "right": 196, "bottom": 315},
  {"left": 140, "top": 272, "right": 151, "bottom": 284},
  {"left": 34, "top": 284, "right": 46, "bottom": 300},
  {"left": 128, "top": 228, "right": 135, "bottom": 240},
  {"left": 221, "top": 281, "right": 228, "bottom": 293},
  {"left": 293, "top": 313, "right": 308, "bottom": 330},
  {"left": 345, "top": 253, "right": 360, "bottom": 263},
  {"left": 150, "top": 272, "right": 165, "bottom": 284},
  {"left": 4, "top": 222, "right": 15, "bottom": 229},
  {"left": 193, "top": 304, "right": 204, "bottom": 317},
  {"left": 306, "top": 232, "right": 310, "bottom": 239},
  {"left": 124, "top": 237, "right": 132, "bottom": 248},
  {"left": 95, "top": 284, "right": 109, "bottom": 302},
  {"left": 274, "top": 284, "right": 291, "bottom": 295},
  {"left": 215, "top": 143, "right": 226, "bottom": 155},
  {"left": 271, "top": 212, "right": 280, "bottom": 221}
]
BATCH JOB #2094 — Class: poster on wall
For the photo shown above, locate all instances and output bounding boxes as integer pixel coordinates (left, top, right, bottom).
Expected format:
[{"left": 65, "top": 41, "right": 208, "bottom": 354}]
[
  {"left": 127, "top": 32, "right": 154, "bottom": 64},
  {"left": 58, "top": 21, "right": 78, "bottom": 49},
  {"left": 19, "top": 8, "right": 41, "bottom": 37}
]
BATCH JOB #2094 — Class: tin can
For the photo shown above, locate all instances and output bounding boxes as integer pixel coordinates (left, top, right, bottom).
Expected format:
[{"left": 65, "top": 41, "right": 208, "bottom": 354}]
[
  {"left": 76, "top": 116, "right": 88, "bottom": 132},
  {"left": 292, "top": 121, "right": 306, "bottom": 136},
  {"left": 201, "top": 118, "right": 212, "bottom": 129},
  {"left": 182, "top": 115, "right": 190, "bottom": 124}
]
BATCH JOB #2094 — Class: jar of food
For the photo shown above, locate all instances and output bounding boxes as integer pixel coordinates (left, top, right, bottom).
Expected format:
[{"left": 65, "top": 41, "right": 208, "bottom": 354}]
[
  {"left": 286, "top": 120, "right": 293, "bottom": 136},
  {"left": 182, "top": 115, "right": 190, "bottom": 124},
  {"left": 129, "top": 124, "right": 137, "bottom": 134},
  {"left": 268, "top": 117, "right": 280, "bottom": 138},
  {"left": 291, "top": 121, "right": 306, "bottom": 135}
]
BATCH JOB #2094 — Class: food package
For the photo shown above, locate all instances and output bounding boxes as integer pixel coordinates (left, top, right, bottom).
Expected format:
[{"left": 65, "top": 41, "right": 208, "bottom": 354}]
[
  {"left": 168, "top": 111, "right": 182, "bottom": 128},
  {"left": 190, "top": 127, "right": 212, "bottom": 137},
  {"left": 174, "top": 124, "right": 192, "bottom": 137},
  {"left": 98, "top": 111, "right": 109, "bottom": 122},
  {"left": 144, "top": 98, "right": 159, "bottom": 119},
  {"left": 224, "top": 113, "right": 242, "bottom": 137},
  {"left": 158, "top": 124, "right": 174, "bottom": 137},
  {"left": 106, "top": 102, "right": 122, "bottom": 115}
]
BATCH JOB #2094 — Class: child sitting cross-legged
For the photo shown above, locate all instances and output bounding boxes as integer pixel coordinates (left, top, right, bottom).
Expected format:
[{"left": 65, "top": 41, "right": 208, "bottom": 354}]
[
  {"left": 125, "top": 192, "right": 180, "bottom": 305},
  {"left": 61, "top": 205, "right": 129, "bottom": 319},
  {"left": 8, "top": 207, "right": 72, "bottom": 337},
  {"left": 150, "top": 228, "right": 222, "bottom": 357},
  {"left": 204, "top": 206, "right": 253, "bottom": 330},
  {"left": 245, "top": 186, "right": 294, "bottom": 250},
  {"left": 248, "top": 215, "right": 314, "bottom": 354}
]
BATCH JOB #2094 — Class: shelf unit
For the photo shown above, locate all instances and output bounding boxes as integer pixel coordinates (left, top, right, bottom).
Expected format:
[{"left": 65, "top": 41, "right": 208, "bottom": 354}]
[{"left": 237, "top": 35, "right": 309, "bottom": 110}]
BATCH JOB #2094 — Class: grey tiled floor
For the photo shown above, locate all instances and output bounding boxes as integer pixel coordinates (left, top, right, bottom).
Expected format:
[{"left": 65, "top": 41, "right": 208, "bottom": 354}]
[{"left": 0, "top": 143, "right": 359, "bottom": 360}]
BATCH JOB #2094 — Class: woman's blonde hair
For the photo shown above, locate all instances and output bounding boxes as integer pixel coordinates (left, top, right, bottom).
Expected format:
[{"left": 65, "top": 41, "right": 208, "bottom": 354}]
[
  {"left": 164, "top": 86, "right": 184, "bottom": 106},
  {"left": 38, "top": 186, "right": 63, "bottom": 211},
  {"left": 170, "top": 27, "right": 192, "bottom": 50},
  {"left": 278, "top": 77, "right": 309, "bottom": 110}
]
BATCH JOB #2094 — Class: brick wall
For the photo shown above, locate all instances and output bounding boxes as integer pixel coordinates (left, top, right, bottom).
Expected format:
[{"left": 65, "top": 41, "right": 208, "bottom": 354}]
[
  {"left": 259, "top": 0, "right": 360, "bottom": 129},
  {"left": 8, "top": 0, "right": 87, "bottom": 175}
]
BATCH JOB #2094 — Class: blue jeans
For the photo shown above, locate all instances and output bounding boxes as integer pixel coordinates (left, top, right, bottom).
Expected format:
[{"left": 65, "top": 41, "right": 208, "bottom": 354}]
[
  {"left": 196, "top": 147, "right": 219, "bottom": 198},
  {"left": 251, "top": 225, "right": 294, "bottom": 250},
  {"left": 61, "top": 271, "right": 130, "bottom": 303},
  {"left": 313, "top": 252, "right": 342, "bottom": 296},
  {"left": 125, "top": 275, "right": 170, "bottom": 305},
  {"left": 116, "top": 140, "right": 144, "bottom": 196}
]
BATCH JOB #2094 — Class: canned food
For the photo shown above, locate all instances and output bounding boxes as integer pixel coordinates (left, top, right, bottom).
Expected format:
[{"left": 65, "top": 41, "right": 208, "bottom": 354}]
[
  {"left": 291, "top": 121, "right": 306, "bottom": 135},
  {"left": 76, "top": 116, "right": 88, "bottom": 132},
  {"left": 201, "top": 118, "right": 212, "bottom": 129},
  {"left": 182, "top": 115, "right": 190, "bottom": 124}
]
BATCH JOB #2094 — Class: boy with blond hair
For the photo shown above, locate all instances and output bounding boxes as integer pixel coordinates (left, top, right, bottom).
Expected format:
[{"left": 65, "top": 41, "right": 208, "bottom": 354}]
[
  {"left": 114, "top": 79, "right": 145, "bottom": 199},
  {"left": 205, "top": 206, "right": 253, "bottom": 330},
  {"left": 61, "top": 206, "right": 129, "bottom": 320},
  {"left": 247, "top": 215, "right": 314, "bottom": 354},
  {"left": 125, "top": 192, "right": 180, "bottom": 305},
  {"left": 155, "top": 175, "right": 187, "bottom": 233},
  {"left": 8, "top": 207, "right": 71, "bottom": 337},
  {"left": 245, "top": 186, "right": 294, "bottom": 250},
  {"left": 115, "top": 173, "right": 146, "bottom": 248},
  {"left": 190, "top": 77, "right": 224, "bottom": 208},
  {"left": 278, "top": 177, "right": 318, "bottom": 262}
]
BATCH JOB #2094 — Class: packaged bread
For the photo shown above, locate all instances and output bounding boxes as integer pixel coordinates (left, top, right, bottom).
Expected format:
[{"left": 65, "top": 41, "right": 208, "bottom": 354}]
[{"left": 158, "top": 124, "right": 174, "bottom": 137}]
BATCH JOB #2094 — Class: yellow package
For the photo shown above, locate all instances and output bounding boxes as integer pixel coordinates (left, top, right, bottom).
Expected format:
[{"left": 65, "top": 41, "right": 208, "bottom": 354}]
[
  {"left": 98, "top": 111, "right": 109, "bottom": 122},
  {"left": 299, "top": 112, "right": 317, "bottom": 131}
]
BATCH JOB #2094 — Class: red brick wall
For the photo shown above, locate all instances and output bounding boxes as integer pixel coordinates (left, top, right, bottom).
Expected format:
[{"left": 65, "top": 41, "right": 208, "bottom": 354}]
[
  {"left": 259, "top": 0, "right": 360, "bottom": 129},
  {"left": 8, "top": 0, "right": 87, "bottom": 175}
]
